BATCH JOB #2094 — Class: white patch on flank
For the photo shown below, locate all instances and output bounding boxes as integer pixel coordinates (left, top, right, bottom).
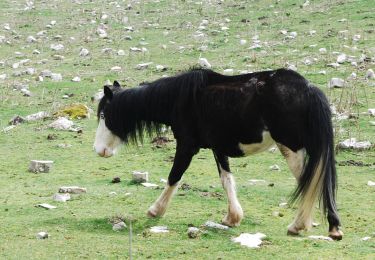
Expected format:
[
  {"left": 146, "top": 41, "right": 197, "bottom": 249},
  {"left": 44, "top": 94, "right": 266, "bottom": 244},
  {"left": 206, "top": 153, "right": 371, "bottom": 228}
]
[
  {"left": 147, "top": 183, "right": 179, "bottom": 217},
  {"left": 277, "top": 144, "right": 305, "bottom": 180},
  {"left": 94, "top": 118, "right": 122, "bottom": 157},
  {"left": 220, "top": 168, "right": 243, "bottom": 227},
  {"left": 239, "top": 131, "right": 275, "bottom": 156}
]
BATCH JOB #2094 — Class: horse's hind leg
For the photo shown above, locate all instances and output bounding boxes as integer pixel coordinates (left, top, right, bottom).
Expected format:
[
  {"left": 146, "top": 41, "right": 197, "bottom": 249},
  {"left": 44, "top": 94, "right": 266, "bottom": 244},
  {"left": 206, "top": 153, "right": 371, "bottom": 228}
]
[
  {"left": 213, "top": 151, "right": 243, "bottom": 227},
  {"left": 147, "top": 142, "right": 198, "bottom": 218},
  {"left": 277, "top": 144, "right": 311, "bottom": 236}
]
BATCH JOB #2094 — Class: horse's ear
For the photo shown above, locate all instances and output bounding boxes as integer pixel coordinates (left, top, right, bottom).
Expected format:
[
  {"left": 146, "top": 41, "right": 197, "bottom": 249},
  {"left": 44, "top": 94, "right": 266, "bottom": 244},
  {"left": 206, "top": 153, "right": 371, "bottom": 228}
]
[
  {"left": 113, "top": 80, "right": 121, "bottom": 88},
  {"left": 104, "top": 86, "right": 113, "bottom": 100}
]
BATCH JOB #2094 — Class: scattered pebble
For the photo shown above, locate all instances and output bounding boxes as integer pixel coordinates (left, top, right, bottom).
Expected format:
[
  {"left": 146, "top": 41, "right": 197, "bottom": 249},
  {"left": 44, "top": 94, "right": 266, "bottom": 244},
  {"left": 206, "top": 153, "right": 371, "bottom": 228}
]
[
  {"left": 362, "top": 236, "right": 371, "bottom": 241},
  {"left": 141, "top": 183, "right": 158, "bottom": 188},
  {"left": 72, "top": 76, "right": 81, "bottom": 82},
  {"left": 232, "top": 233, "right": 266, "bottom": 248},
  {"left": 132, "top": 171, "right": 149, "bottom": 183},
  {"left": 187, "top": 227, "right": 201, "bottom": 238},
  {"left": 110, "top": 66, "right": 122, "bottom": 72},
  {"left": 29, "top": 160, "right": 53, "bottom": 173},
  {"left": 368, "top": 181, "right": 375, "bottom": 187},
  {"left": 338, "top": 138, "right": 372, "bottom": 150},
  {"left": 49, "top": 117, "right": 74, "bottom": 130},
  {"left": 223, "top": 69, "right": 234, "bottom": 75},
  {"left": 37, "top": 203, "right": 57, "bottom": 210},
  {"left": 36, "top": 232, "right": 49, "bottom": 239},
  {"left": 59, "top": 186, "right": 87, "bottom": 194},
  {"left": 136, "top": 62, "right": 153, "bottom": 70},
  {"left": 308, "top": 235, "right": 333, "bottom": 241},
  {"left": 249, "top": 179, "right": 266, "bottom": 185},
  {"left": 79, "top": 48, "right": 90, "bottom": 57},
  {"left": 51, "top": 73, "right": 63, "bottom": 81},
  {"left": 150, "top": 226, "right": 169, "bottom": 233},
  {"left": 369, "top": 109, "right": 375, "bottom": 117},
  {"left": 50, "top": 43, "right": 64, "bottom": 51},
  {"left": 328, "top": 78, "right": 345, "bottom": 88},
  {"left": 25, "top": 111, "right": 49, "bottom": 121},
  {"left": 269, "top": 165, "right": 280, "bottom": 171},
  {"left": 198, "top": 58, "right": 211, "bottom": 68},
  {"left": 337, "top": 54, "right": 347, "bottom": 63},
  {"left": 366, "top": 69, "right": 375, "bottom": 79},
  {"left": 112, "top": 177, "right": 121, "bottom": 183},
  {"left": 53, "top": 193, "right": 71, "bottom": 202},
  {"left": 203, "top": 221, "right": 229, "bottom": 230},
  {"left": 279, "top": 202, "right": 288, "bottom": 208},
  {"left": 113, "top": 221, "right": 127, "bottom": 231},
  {"left": 117, "top": 50, "right": 125, "bottom": 56}
]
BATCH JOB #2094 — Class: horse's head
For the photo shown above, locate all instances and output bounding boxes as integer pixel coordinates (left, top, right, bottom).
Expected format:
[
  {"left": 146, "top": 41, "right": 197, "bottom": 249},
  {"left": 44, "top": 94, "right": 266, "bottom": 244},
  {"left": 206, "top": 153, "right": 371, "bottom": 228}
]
[{"left": 94, "top": 81, "right": 123, "bottom": 157}]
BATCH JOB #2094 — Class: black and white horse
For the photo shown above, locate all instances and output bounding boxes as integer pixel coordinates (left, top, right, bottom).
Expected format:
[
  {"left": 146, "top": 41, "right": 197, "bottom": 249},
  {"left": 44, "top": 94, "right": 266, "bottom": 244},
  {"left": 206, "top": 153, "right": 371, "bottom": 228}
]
[{"left": 94, "top": 68, "right": 343, "bottom": 240}]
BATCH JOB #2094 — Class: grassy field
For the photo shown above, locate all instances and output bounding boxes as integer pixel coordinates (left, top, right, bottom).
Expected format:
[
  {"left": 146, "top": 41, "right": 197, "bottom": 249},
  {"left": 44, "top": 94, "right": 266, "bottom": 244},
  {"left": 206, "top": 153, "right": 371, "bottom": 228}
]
[{"left": 0, "top": 0, "right": 374, "bottom": 259}]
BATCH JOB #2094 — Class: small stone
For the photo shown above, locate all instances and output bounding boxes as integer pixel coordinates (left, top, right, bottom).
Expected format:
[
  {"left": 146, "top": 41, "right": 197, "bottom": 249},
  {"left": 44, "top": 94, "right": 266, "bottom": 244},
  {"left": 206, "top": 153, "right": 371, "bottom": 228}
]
[
  {"left": 160, "top": 178, "right": 167, "bottom": 184},
  {"left": 26, "top": 36, "right": 37, "bottom": 43},
  {"left": 141, "top": 183, "right": 158, "bottom": 188},
  {"left": 232, "top": 233, "right": 266, "bottom": 248},
  {"left": 279, "top": 202, "right": 288, "bottom": 208},
  {"left": 3, "top": 125, "right": 16, "bottom": 133},
  {"left": 136, "top": 62, "right": 153, "bottom": 70},
  {"left": 308, "top": 235, "right": 333, "bottom": 241},
  {"left": 328, "top": 78, "right": 345, "bottom": 88},
  {"left": 9, "top": 115, "right": 25, "bottom": 125},
  {"left": 369, "top": 109, "right": 375, "bottom": 117},
  {"left": 223, "top": 69, "right": 234, "bottom": 75},
  {"left": 198, "top": 58, "right": 211, "bottom": 68},
  {"left": 37, "top": 232, "right": 49, "bottom": 239},
  {"left": 50, "top": 43, "right": 64, "bottom": 51},
  {"left": 132, "top": 171, "right": 149, "bottom": 183},
  {"left": 110, "top": 66, "right": 122, "bottom": 72},
  {"left": 59, "top": 186, "right": 87, "bottom": 194},
  {"left": 29, "top": 160, "right": 53, "bottom": 173},
  {"left": 249, "top": 179, "right": 266, "bottom": 185},
  {"left": 21, "top": 88, "right": 32, "bottom": 97},
  {"left": 53, "top": 193, "right": 71, "bottom": 202},
  {"left": 352, "top": 34, "right": 361, "bottom": 42},
  {"left": 240, "top": 39, "right": 247, "bottom": 45},
  {"left": 49, "top": 117, "right": 74, "bottom": 130},
  {"left": 366, "top": 69, "right": 375, "bottom": 79},
  {"left": 117, "top": 50, "right": 125, "bottom": 56},
  {"left": 150, "top": 226, "right": 169, "bottom": 233},
  {"left": 203, "top": 221, "right": 229, "bottom": 230},
  {"left": 337, "top": 54, "right": 347, "bottom": 63},
  {"left": 368, "top": 181, "right": 375, "bottom": 187},
  {"left": 37, "top": 203, "right": 57, "bottom": 210},
  {"left": 338, "top": 138, "right": 372, "bottom": 150},
  {"left": 51, "top": 73, "right": 63, "bottom": 81},
  {"left": 269, "top": 165, "right": 280, "bottom": 171},
  {"left": 362, "top": 237, "right": 371, "bottom": 241},
  {"left": 319, "top": 48, "right": 327, "bottom": 54},
  {"left": 312, "top": 222, "right": 320, "bottom": 227},
  {"left": 79, "top": 48, "right": 90, "bottom": 57},
  {"left": 188, "top": 227, "right": 200, "bottom": 238},
  {"left": 348, "top": 72, "right": 357, "bottom": 80},
  {"left": 53, "top": 55, "right": 64, "bottom": 60},
  {"left": 0, "top": 74, "right": 6, "bottom": 80},
  {"left": 25, "top": 68, "right": 35, "bottom": 75},
  {"left": 287, "top": 64, "right": 297, "bottom": 71},
  {"left": 72, "top": 76, "right": 81, "bottom": 82},
  {"left": 40, "top": 70, "right": 52, "bottom": 78},
  {"left": 289, "top": 31, "right": 297, "bottom": 38},
  {"left": 113, "top": 221, "right": 127, "bottom": 231},
  {"left": 327, "top": 63, "right": 340, "bottom": 68},
  {"left": 112, "top": 177, "right": 121, "bottom": 183},
  {"left": 25, "top": 111, "right": 49, "bottom": 121},
  {"left": 155, "top": 65, "right": 166, "bottom": 71}
]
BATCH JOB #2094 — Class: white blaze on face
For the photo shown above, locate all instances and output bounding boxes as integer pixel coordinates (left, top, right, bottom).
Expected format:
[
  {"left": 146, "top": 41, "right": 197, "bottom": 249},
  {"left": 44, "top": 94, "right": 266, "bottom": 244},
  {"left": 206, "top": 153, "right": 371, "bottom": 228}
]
[{"left": 94, "top": 118, "right": 122, "bottom": 157}]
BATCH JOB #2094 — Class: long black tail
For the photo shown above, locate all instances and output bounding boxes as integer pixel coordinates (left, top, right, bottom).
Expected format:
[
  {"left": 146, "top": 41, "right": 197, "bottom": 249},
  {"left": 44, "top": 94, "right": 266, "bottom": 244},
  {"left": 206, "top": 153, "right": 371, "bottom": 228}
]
[{"left": 291, "top": 85, "right": 340, "bottom": 229}]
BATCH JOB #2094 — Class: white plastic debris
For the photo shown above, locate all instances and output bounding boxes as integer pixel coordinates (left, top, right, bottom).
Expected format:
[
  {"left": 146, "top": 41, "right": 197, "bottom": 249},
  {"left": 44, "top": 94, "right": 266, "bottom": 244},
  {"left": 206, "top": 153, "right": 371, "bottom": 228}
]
[
  {"left": 141, "top": 183, "right": 158, "bottom": 188},
  {"left": 338, "top": 138, "right": 372, "bottom": 150},
  {"left": 232, "top": 233, "right": 266, "bottom": 248},
  {"left": 37, "top": 203, "right": 57, "bottom": 210},
  {"left": 204, "top": 221, "right": 229, "bottom": 230},
  {"left": 113, "top": 221, "right": 127, "bottom": 231},
  {"left": 29, "top": 160, "right": 53, "bottom": 173},
  {"left": 198, "top": 58, "right": 211, "bottom": 68},
  {"left": 368, "top": 181, "right": 375, "bottom": 187},
  {"left": 308, "top": 235, "right": 333, "bottom": 241},
  {"left": 132, "top": 171, "right": 149, "bottom": 182},
  {"left": 150, "top": 226, "right": 169, "bottom": 233},
  {"left": 37, "top": 232, "right": 49, "bottom": 239},
  {"left": 49, "top": 117, "right": 74, "bottom": 130},
  {"left": 328, "top": 78, "right": 345, "bottom": 88},
  {"left": 25, "top": 111, "right": 49, "bottom": 121},
  {"left": 53, "top": 193, "right": 71, "bottom": 202},
  {"left": 269, "top": 165, "right": 280, "bottom": 171},
  {"left": 59, "top": 186, "right": 87, "bottom": 194}
]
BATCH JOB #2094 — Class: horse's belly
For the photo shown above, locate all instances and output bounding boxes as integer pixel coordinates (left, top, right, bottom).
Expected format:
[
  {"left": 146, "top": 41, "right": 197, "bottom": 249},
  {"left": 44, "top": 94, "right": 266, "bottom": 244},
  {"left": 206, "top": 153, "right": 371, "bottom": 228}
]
[{"left": 238, "top": 131, "right": 275, "bottom": 155}]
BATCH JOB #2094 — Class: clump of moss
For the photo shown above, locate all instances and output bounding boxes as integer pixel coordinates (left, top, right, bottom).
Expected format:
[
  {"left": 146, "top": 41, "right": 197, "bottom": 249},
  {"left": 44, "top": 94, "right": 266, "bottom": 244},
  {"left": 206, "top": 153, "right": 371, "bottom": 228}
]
[{"left": 54, "top": 104, "right": 90, "bottom": 119}]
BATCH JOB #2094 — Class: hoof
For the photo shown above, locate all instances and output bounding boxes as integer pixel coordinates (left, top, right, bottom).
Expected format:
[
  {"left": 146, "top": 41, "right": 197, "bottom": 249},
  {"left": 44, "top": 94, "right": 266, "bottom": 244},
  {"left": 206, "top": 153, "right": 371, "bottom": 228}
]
[
  {"left": 147, "top": 204, "right": 164, "bottom": 218},
  {"left": 147, "top": 209, "right": 158, "bottom": 218},
  {"left": 329, "top": 229, "right": 343, "bottom": 241},
  {"left": 222, "top": 214, "right": 242, "bottom": 227},
  {"left": 287, "top": 224, "right": 302, "bottom": 236},
  {"left": 287, "top": 229, "right": 300, "bottom": 236}
]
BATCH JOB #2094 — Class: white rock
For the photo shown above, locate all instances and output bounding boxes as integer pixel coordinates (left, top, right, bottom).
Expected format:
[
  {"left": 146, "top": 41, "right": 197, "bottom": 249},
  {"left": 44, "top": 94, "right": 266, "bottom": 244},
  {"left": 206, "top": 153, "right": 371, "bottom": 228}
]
[
  {"left": 269, "top": 165, "right": 280, "bottom": 171},
  {"left": 338, "top": 138, "right": 372, "bottom": 150},
  {"left": 348, "top": 72, "right": 357, "bottom": 80},
  {"left": 37, "top": 203, "right": 57, "bottom": 209},
  {"left": 289, "top": 31, "right": 297, "bottom": 38},
  {"left": 160, "top": 178, "right": 167, "bottom": 183},
  {"left": 366, "top": 69, "right": 375, "bottom": 79},
  {"left": 50, "top": 20, "right": 56, "bottom": 26},
  {"left": 249, "top": 179, "right": 266, "bottom": 185},
  {"left": 369, "top": 109, "right": 375, "bottom": 117},
  {"left": 204, "top": 221, "right": 229, "bottom": 230},
  {"left": 53, "top": 193, "right": 71, "bottom": 202},
  {"left": 287, "top": 64, "right": 297, "bottom": 71},
  {"left": 155, "top": 65, "right": 166, "bottom": 71},
  {"left": 279, "top": 202, "right": 288, "bottom": 208},
  {"left": 3, "top": 24, "right": 10, "bottom": 30},
  {"left": 40, "top": 70, "right": 52, "bottom": 77},
  {"left": 141, "top": 183, "right": 158, "bottom": 188},
  {"left": 223, "top": 69, "right": 234, "bottom": 75},
  {"left": 188, "top": 227, "right": 200, "bottom": 238},
  {"left": 0, "top": 74, "right": 7, "bottom": 80},
  {"left": 150, "top": 226, "right": 169, "bottom": 233},
  {"left": 132, "top": 171, "right": 149, "bottom": 182},
  {"left": 319, "top": 48, "right": 327, "bottom": 54},
  {"left": 113, "top": 221, "right": 127, "bottom": 231},
  {"left": 309, "top": 30, "right": 316, "bottom": 36},
  {"left": 37, "top": 232, "right": 48, "bottom": 239},
  {"left": 130, "top": 47, "right": 142, "bottom": 52},
  {"left": 337, "top": 54, "right": 347, "bottom": 63},
  {"left": 79, "top": 48, "right": 90, "bottom": 57},
  {"left": 50, "top": 43, "right": 64, "bottom": 51},
  {"left": 136, "top": 62, "right": 153, "bottom": 70},
  {"left": 49, "top": 117, "right": 74, "bottom": 130},
  {"left": 318, "top": 70, "right": 326, "bottom": 75},
  {"left": 240, "top": 39, "right": 247, "bottom": 45},
  {"left": 25, "top": 111, "right": 49, "bottom": 121},
  {"left": 328, "top": 78, "right": 345, "bottom": 88},
  {"left": 304, "top": 59, "right": 313, "bottom": 66},
  {"left": 29, "top": 160, "right": 53, "bottom": 173},
  {"left": 12, "top": 63, "right": 19, "bottom": 69},
  {"left": 198, "top": 58, "right": 211, "bottom": 68},
  {"left": 3, "top": 125, "right": 16, "bottom": 133},
  {"left": 117, "top": 49, "right": 125, "bottom": 56},
  {"left": 59, "top": 186, "right": 87, "bottom": 194},
  {"left": 368, "top": 181, "right": 375, "bottom": 187},
  {"left": 280, "top": 30, "right": 288, "bottom": 35},
  {"left": 352, "top": 34, "right": 361, "bottom": 42},
  {"left": 51, "top": 73, "right": 62, "bottom": 81},
  {"left": 20, "top": 88, "right": 32, "bottom": 96},
  {"left": 72, "top": 76, "right": 81, "bottom": 82},
  {"left": 25, "top": 68, "right": 35, "bottom": 75},
  {"left": 96, "top": 28, "right": 107, "bottom": 38},
  {"left": 308, "top": 235, "right": 333, "bottom": 241},
  {"left": 327, "top": 63, "right": 340, "bottom": 68},
  {"left": 362, "top": 236, "right": 371, "bottom": 241},
  {"left": 26, "top": 35, "right": 37, "bottom": 43},
  {"left": 232, "top": 233, "right": 266, "bottom": 248},
  {"left": 92, "top": 90, "right": 104, "bottom": 102},
  {"left": 110, "top": 66, "right": 122, "bottom": 72}
]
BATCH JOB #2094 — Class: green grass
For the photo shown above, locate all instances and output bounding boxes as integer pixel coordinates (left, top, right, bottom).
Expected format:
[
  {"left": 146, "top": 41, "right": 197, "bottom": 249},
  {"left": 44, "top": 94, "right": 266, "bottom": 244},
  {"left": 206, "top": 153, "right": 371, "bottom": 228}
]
[{"left": 0, "top": 0, "right": 374, "bottom": 259}]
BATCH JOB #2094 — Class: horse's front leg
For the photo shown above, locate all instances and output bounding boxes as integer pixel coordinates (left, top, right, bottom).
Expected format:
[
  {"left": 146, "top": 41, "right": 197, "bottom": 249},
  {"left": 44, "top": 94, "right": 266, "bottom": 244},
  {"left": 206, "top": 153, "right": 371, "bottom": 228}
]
[
  {"left": 213, "top": 151, "right": 243, "bottom": 227},
  {"left": 147, "top": 141, "right": 198, "bottom": 218}
]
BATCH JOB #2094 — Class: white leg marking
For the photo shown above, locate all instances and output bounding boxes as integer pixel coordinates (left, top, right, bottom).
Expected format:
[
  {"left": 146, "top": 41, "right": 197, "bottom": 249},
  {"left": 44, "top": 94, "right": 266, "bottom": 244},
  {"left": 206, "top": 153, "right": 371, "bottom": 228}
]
[
  {"left": 220, "top": 168, "right": 243, "bottom": 227},
  {"left": 147, "top": 183, "right": 179, "bottom": 217}
]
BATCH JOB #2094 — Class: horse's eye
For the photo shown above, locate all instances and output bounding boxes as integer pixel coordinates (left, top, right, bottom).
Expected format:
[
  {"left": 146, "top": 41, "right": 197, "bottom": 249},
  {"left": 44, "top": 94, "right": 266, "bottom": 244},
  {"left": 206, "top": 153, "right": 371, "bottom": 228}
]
[{"left": 100, "top": 112, "right": 105, "bottom": 119}]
